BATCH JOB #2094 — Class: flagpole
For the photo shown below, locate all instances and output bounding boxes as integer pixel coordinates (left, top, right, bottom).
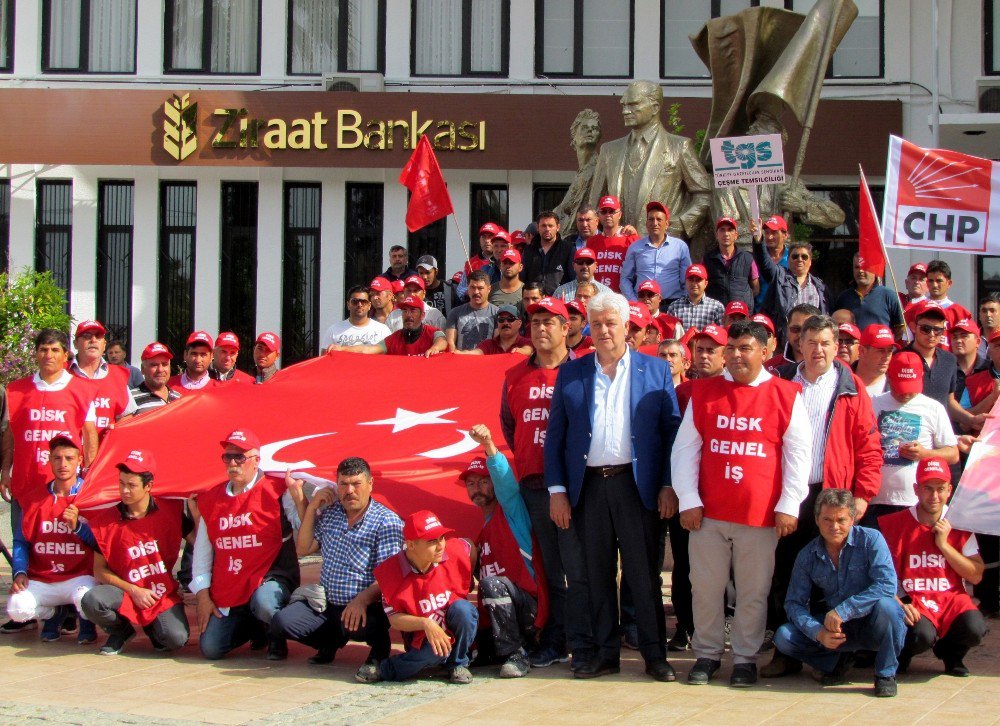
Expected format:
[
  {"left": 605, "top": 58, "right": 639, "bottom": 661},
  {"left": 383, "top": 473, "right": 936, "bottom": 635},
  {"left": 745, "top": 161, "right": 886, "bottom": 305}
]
[
  {"left": 449, "top": 213, "right": 473, "bottom": 270},
  {"left": 861, "top": 164, "right": 909, "bottom": 339}
]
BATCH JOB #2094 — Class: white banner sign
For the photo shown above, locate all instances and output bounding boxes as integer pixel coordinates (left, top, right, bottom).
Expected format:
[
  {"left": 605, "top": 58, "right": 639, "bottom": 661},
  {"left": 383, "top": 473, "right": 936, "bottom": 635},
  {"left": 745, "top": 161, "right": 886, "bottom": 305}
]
[{"left": 709, "top": 134, "right": 786, "bottom": 189}]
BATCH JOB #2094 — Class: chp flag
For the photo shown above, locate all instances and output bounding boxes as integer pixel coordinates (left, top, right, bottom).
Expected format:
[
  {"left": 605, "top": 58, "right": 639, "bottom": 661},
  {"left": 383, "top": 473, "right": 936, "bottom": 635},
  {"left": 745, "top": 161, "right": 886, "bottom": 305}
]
[
  {"left": 72, "top": 353, "right": 517, "bottom": 539},
  {"left": 881, "top": 135, "right": 999, "bottom": 255},
  {"left": 946, "top": 397, "right": 1000, "bottom": 537}
]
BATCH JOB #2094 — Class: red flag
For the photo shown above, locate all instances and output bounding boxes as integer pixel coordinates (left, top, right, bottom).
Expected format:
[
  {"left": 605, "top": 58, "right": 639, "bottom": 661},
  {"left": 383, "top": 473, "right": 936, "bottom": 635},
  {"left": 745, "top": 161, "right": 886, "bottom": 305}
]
[
  {"left": 399, "top": 135, "right": 454, "bottom": 232},
  {"left": 858, "top": 165, "right": 886, "bottom": 278},
  {"left": 74, "top": 354, "right": 519, "bottom": 539}
]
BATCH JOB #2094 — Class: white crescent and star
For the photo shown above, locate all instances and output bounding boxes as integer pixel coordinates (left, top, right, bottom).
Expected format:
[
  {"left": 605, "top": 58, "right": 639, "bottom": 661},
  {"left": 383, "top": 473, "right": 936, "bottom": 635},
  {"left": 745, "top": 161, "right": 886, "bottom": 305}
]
[{"left": 358, "top": 407, "right": 458, "bottom": 433}]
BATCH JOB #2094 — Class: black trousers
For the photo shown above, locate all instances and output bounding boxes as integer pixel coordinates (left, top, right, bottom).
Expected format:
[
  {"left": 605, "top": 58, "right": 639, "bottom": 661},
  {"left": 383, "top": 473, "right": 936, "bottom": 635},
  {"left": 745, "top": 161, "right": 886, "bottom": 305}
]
[
  {"left": 767, "top": 483, "right": 822, "bottom": 631},
  {"left": 903, "top": 609, "right": 987, "bottom": 663},
  {"left": 973, "top": 534, "right": 999, "bottom": 614},
  {"left": 667, "top": 514, "right": 694, "bottom": 636},
  {"left": 576, "top": 467, "right": 666, "bottom": 663},
  {"left": 270, "top": 600, "right": 391, "bottom": 660}
]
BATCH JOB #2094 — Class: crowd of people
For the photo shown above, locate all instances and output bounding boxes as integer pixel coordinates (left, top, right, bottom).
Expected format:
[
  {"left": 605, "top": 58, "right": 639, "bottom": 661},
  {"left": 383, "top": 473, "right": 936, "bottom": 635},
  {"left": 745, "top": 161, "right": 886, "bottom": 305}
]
[{"left": 0, "top": 196, "right": 995, "bottom": 697}]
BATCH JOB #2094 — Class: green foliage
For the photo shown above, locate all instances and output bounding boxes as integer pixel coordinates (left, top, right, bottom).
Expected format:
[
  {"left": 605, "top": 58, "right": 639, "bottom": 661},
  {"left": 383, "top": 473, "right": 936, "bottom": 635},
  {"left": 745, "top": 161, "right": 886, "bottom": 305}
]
[
  {"left": 694, "top": 129, "right": 707, "bottom": 156},
  {"left": 666, "top": 102, "right": 684, "bottom": 135},
  {"left": 793, "top": 223, "right": 814, "bottom": 243},
  {"left": 0, "top": 270, "right": 71, "bottom": 386}
]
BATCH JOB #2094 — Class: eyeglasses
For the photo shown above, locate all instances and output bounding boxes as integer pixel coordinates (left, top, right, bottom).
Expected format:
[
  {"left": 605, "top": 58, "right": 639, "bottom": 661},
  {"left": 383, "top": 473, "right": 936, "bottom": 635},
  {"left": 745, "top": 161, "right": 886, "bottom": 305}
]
[
  {"left": 221, "top": 453, "right": 258, "bottom": 465},
  {"left": 918, "top": 324, "right": 946, "bottom": 336},
  {"left": 575, "top": 259, "right": 595, "bottom": 265},
  {"left": 838, "top": 338, "right": 859, "bottom": 346},
  {"left": 349, "top": 298, "right": 371, "bottom": 305},
  {"left": 790, "top": 254, "right": 811, "bottom": 261}
]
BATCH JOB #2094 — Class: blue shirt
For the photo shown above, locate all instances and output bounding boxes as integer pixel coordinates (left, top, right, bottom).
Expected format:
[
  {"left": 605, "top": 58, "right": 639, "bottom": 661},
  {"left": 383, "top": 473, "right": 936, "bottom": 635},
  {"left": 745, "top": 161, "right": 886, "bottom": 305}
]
[
  {"left": 785, "top": 525, "right": 898, "bottom": 640},
  {"left": 832, "top": 284, "right": 904, "bottom": 330},
  {"left": 314, "top": 498, "right": 404, "bottom": 606},
  {"left": 12, "top": 477, "right": 93, "bottom": 578},
  {"left": 620, "top": 235, "right": 691, "bottom": 301},
  {"left": 485, "top": 451, "right": 535, "bottom": 578},
  {"left": 756, "top": 247, "right": 788, "bottom": 309}
]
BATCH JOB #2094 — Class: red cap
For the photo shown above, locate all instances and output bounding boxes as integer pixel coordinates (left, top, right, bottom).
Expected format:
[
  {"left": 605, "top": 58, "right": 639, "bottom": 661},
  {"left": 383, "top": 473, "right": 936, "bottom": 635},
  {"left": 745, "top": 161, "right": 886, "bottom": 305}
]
[
  {"left": 598, "top": 195, "right": 620, "bottom": 211},
  {"left": 762, "top": 215, "right": 788, "bottom": 232},
  {"left": 119, "top": 448, "right": 157, "bottom": 476},
  {"left": 527, "top": 297, "right": 569, "bottom": 319},
  {"left": 492, "top": 229, "right": 511, "bottom": 244},
  {"left": 479, "top": 222, "right": 500, "bottom": 236},
  {"left": 694, "top": 324, "right": 728, "bottom": 346},
  {"left": 220, "top": 429, "right": 261, "bottom": 452},
  {"left": 458, "top": 457, "right": 490, "bottom": 482},
  {"left": 397, "top": 295, "right": 425, "bottom": 311},
  {"left": 685, "top": 264, "right": 708, "bottom": 280},
  {"left": 48, "top": 430, "right": 81, "bottom": 451},
  {"left": 911, "top": 299, "right": 947, "bottom": 322},
  {"left": 716, "top": 216, "right": 738, "bottom": 231},
  {"left": 724, "top": 301, "right": 749, "bottom": 318},
  {"left": 628, "top": 301, "right": 652, "bottom": 329},
  {"left": 574, "top": 247, "right": 596, "bottom": 262},
  {"left": 75, "top": 320, "right": 107, "bottom": 338},
  {"left": 451, "top": 271, "right": 463, "bottom": 284},
  {"left": 861, "top": 324, "right": 895, "bottom": 348},
  {"left": 950, "top": 318, "right": 980, "bottom": 336},
  {"left": 646, "top": 201, "right": 669, "bottom": 216},
  {"left": 838, "top": 323, "right": 861, "bottom": 340},
  {"left": 988, "top": 329, "right": 1000, "bottom": 344},
  {"left": 186, "top": 331, "right": 214, "bottom": 349},
  {"left": 887, "top": 352, "right": 924, "bottom": 395},
  {"left": 403, "top": 510, "right": 454, "bottom": 540},
  {"left": 916, "top": 456, "right": 952, "bottom": 486},
  {"left": 391, "top": 280, "right": 405, "bottom": 294},
  {"left": 907, "top": 263, "right": 928, "bottom": 277},
  {"left": 369, "top": 276, "right": 392, "bottom": 292},
  {"left": 215, "top": 332, "right": 240, "bottom": 351},
  {"left": 637, "top": 280, "right": 662, "bottom": 296},
  {"left": 565, "top": 299, "right": 588, "bottom": 318},
  {"left": 501, "top": 248, "right": 522, "bottom": 264},
  {"left": 141, "top": 342, "right": 173, "bottom": 361},
  {"left": 403, "top": 274, "right": 426, "bottom": 291},
  {"left": 751, "top": 313, "right": 775, "bottom": 336},
  {"left": 510, "top": 230, "right": 526, "bottom": 246},
  {"left": 255, "top": 332, "right": 281, "bottom": 352}
]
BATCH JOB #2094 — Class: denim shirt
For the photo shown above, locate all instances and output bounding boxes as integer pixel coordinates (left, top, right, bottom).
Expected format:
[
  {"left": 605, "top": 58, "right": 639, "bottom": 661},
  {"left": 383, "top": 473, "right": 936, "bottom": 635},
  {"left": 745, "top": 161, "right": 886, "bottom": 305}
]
[{"left": 785, "top": 525, "right": 897, "bottom": 640}]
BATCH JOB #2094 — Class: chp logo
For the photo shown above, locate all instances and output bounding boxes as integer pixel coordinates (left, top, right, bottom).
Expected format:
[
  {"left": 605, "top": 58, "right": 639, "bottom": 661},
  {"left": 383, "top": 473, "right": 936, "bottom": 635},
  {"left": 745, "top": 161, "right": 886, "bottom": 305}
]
[{"left": 163, "top": 93, "right": 198, "bottom": 162}]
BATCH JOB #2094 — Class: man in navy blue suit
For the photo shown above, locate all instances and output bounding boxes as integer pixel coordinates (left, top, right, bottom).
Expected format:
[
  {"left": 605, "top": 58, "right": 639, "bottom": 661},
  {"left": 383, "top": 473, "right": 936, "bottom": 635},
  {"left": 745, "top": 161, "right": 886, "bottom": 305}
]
[{"left": 545, "top": 291, "right": 681, "bottom": 681}]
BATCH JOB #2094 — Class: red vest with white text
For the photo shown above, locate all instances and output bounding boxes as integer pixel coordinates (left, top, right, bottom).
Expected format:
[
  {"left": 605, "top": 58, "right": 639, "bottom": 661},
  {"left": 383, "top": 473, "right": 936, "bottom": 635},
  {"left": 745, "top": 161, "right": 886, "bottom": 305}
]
[
  {"left": 503, "top": 360, "right": 561, "bottom": 480},
  {"left": 89, "top": 499, "right": 184, "bottom": 626},
  {"left": 588, "top": 234, "right": 635, "bottom": 292},
  {"left": 20, "top": 487, "right": 93, "bottom": 583},
  {"left": 690, "top": 376, "right": 799, "bottom": 527},
  {"left": 72, "top": 365, "right": 130, "bottom": 435},
  {"left": 383, "top": 326, "right": 440, "bottom": 356},
  {"left": 477, "top": 507, "right": 549, "bottom": 630}
]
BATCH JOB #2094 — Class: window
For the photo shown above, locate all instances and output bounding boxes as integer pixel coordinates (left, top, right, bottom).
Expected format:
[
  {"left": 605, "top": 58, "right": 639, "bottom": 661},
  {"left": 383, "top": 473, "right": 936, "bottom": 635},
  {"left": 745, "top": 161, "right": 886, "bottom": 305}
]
[
  {"left": 344, "top": 182, "right": 383, "bottom": 292},
  {"left": 35, "top": 181, "right": 73, "bottom": 310},
  {"left": 288, "top": 0, "right": 384, "bottom": 74},
  {"left": 987, "top": 0, "right": 1000, "bottom": 75},
  {"left": 0, "top": 0, "right": 13, "bottom": 73},
  {"left": 537, "top": 0, "right": 633, "bottom": 78},
  {"left": 470, "top": 184, "right": 508, "bottom": 242},
  {"left": 165, "top": 0, "right": 261, "bottom": 74},
  {"left": 533, "top": 184, "right": 569, "bottom": 221},
  {"left": 97, "top": 181, "right": 134, "bottom": 347},
  {"left": 43, "top": 0, "right": 137, "bottom": 73},
  {"left": 219, "top": 182, "right": 258, "bottom": 371},
  {"left": 408, "top": 211, "right": 446, "bottom": 276},
  {"left": 0, "top": 178, "right": 10, "bottom": 273},
  {"left": 158, "top": 182, "right": 197, "bottom": 366},
  {"left": 282, "top": 183, "right": 321, "bottom": 365},
  {"left": 412, "top": 0, "right": 509, "bottom": 76},
  {"left": 791, "top": 0, "right": 882, "bottom": 78}
]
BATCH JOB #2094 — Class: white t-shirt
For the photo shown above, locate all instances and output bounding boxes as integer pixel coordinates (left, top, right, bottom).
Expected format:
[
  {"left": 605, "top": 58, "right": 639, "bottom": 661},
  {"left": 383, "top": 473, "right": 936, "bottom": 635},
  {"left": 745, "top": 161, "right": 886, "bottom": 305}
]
[
  {"left": 865, "top": 375, "right": 888, "bottom": 398},
  {"left": 319, "top": 319, "right": 391, "bottom": 351},
  {"left": 872, "top": 392, "right": 957, "bottom": 505},
  {"left": 384, "top": 306, "right": 447, "bottom": 332}
]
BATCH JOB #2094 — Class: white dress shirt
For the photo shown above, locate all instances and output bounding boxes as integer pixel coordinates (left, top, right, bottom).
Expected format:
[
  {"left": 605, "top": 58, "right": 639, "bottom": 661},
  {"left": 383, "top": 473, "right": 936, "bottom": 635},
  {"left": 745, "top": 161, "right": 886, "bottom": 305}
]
[
  {"left": 792, "top": 362, "right": 839, "bottom": 484},
  {"left": 587, "top": 347, "right": 633, "bottom": 466}
]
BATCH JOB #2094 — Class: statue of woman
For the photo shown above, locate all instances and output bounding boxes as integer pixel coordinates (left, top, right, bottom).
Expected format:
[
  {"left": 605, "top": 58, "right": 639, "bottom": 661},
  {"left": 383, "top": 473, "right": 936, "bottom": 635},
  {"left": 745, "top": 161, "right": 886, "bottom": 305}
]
[{"left": 555, "top": 109, "right": 601, "bottom": 237}]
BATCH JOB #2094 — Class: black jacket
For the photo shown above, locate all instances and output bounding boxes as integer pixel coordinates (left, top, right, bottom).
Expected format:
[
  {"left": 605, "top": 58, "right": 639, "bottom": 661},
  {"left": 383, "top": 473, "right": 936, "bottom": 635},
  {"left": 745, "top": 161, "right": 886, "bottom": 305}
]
[{"left": 520, "top": 236, "right": 575, "bottom": 295}]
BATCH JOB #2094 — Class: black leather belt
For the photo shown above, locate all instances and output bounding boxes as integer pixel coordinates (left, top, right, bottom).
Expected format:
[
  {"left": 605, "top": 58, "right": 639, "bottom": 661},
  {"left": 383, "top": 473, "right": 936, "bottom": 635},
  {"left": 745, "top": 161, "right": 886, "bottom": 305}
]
[{"left": 586, "top": 464, "right": 631, "bottom": 478}]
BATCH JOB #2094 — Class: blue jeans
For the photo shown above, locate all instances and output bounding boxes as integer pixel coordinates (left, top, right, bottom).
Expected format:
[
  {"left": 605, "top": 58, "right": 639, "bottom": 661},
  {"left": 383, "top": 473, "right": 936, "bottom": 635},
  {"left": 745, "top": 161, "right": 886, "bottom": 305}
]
[
  {"left": 774, "top": 597, "right": 906, "bottom": 678},
  {"left": 199, "top": 580, "right": 289, "bottom": 660},
  {"left": 378, "top": 599, "right": 478, "bottom": 681}
]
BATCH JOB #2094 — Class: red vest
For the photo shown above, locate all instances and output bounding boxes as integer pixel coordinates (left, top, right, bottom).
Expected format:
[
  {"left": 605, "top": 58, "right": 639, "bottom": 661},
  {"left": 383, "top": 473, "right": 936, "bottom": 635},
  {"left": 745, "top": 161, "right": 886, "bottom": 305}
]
[
  {"left": 197, "top": 476, "right": 289, "bottom": 608},
  {"left": 166, "top": 374, "right": 220, "bottom": 397},
  {"left": 503, "top": 360, "right": 560, "bottom": 480},
  {"left": 690, "top": 376, "right": 800, "bottom": 527},
  {"left": 376, "top": 538, "right": 473, "bottom": 648},
  {"left": 675, "top": 379, "right": 693, "bottom": 413},
  {"left": 588, "top": 234, "right": 635, "bottom": 292},
  {"left": 569, "top": 335, "right": 594, "bottom": 355},
  {"left": 72, "top": 365, "right": 131, "bottom": 434},
  {"left": 89, "top": 499, "right": 185, "bottom": 626},
  {"left": 383, "top": 326, "right": 440, "bottom": 356},
  {"left": 7, "top": 375, "right": 93, "bottom": 501},
  {"left": 20, "top": 487, "right": 93, "bottom": 583},
  {"left": 879, "top": 508, "right": 977, "bottom": 635},
  {"left": 214, "top": 369, "right": 255, "bottom": 385},
  {"left": 477, "top": 507, "right": 549, "bottom": 630}
]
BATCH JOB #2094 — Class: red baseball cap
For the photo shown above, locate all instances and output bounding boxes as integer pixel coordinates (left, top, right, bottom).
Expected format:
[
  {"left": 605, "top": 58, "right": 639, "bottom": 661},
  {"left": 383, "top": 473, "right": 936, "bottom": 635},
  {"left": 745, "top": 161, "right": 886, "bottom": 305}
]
[
  {"left": 527, "top": 297, "right": 569, "bottom": 319},
  {"left": 637, "top": 280, "right": 662, "bottom": 296},
  {"left": 458, "top": 457, "right": 490, "bottom": 482},
  {"left": 861, "top": 324, "right": 895, "bottom": 348},
  {"left": 574, "top": 247, "right": 596, "bottom": 262},
  {"left": 950, "top": 318, "right": 980, "bottom": 336},
  {"left": 724, "top": 301, "right": 749, "bottom": 318},
  {"left": 403, "top": 510, "right": 454, "bottom": 540},
  {"left": 988, "top": 329, "right": 1000, "bottom": 344},
  {"left": 216, "top": 332, "right": 240, "bottom": 351},
  {"left": 255, "top": 332, "right": 281, "bottom": 352},
  {"left": 501, "top": 248, "right": 522, "bottom": 264},
  {"left": 48, "top": 430, "right": 81, "bottom": 451},
  {"left": 479, "top": 222, "right": 500, "bottom": 236},
  {"left": 118, "top": 448, "right": 157, "bottom": 477},
  {"left": 751, "top": 313, "right": 775, "bottom": 336},
  {"left": 75, "top": 320, "right": 106, "bottom": 338},
  {"left": 907, "top": 263, "right": 928, "bottom": 277},
  {"left": 916, "top": 456, "right": 952, "bottom": 485},
  {"left": 397, "top": 295, "right": 425, "bottom": 311},
  {"left": 628, "top": 301, "right": 652, "bottom": 329},
  {"left": 646, "top": 201, "right": 669, "bottom": 216},
  {"left": 220, "top": 429, "right": 261, "bottom": 452},
  {"left": 694, "top": 324, "right": 728, "bottom": 346},
  {"left": 716, "top": 216, "right": 738, "bottom": 231},
  {"left": 141, "top": 342, "right": 173, "bottom": 361},
  {"left": 369, "top": 276, "right": 392, "bottom": 292},
  {"left": 451, "top": 271, "right": 463, "bottom": 285},
  {"left": 838, "top": 323, "right": 861, "bottom": 340},
  {"left": 403, "top": 274, "right": 426, "bottom": 291},
  {"left": 685, "top": 264, "right": 708, "bottom": 280},
  {"left": 510, "top": 230, "right": 526, "bottom": 246},
  {"left": 887, "top": 352, "right": 924, "bottom": 395},
  {"left": 598, "top": 195, "right": 620, "bottom": 211},
  {"left": 391, "top": 280, "right": 405, "bottom": 294},
  {"left": 492, "top": 229, "right": 511, "bottom": 244},
  {"left": 762, "top": 215, "right": 788, "bottom": 232},
  {"left": 911, "top": 299, "right": 947, "bottom": 322},
  {"left": 565, "top": 299, "right": 588, "bottom": 318},
  {"left": 186, "top": 331, "right": 214, "bottom": 349}
]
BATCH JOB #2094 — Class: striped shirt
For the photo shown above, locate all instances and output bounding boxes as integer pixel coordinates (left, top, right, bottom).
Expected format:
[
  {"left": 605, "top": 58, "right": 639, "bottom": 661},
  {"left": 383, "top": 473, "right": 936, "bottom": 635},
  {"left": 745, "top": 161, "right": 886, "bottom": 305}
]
[
  {"left": 792, "top": 363, "right": 839, "bottom": 484},
  {"left": 552, "top": 278, "right": 611, "bottom": 302},
  {"left": 130, "top": 382, "right": 181, "bottom": 416}
]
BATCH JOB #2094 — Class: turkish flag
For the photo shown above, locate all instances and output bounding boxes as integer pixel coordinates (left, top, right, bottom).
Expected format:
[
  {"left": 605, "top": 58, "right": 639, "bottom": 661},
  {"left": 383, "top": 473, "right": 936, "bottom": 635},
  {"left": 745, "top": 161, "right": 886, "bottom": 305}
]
[
  {"left": 399, "top": 134, "right": 454, "bottom": 233},
  {"left": 858, "top": 166, "right": 886, "bottom": 278},
  {"left": 74, "top": 354, "right": 519, "bottom": 539}
]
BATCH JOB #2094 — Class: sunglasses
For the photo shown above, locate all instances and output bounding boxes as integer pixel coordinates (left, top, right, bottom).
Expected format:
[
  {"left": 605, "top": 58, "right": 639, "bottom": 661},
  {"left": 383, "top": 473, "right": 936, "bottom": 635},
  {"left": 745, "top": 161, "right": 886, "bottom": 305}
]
[
  {"left": 838, "top": 338, "right": 859, "bottom": 346},
  {"left": 917, "top": 324, "right": 946, "bottom": 336},
  {"left": 497, "top": 316, "right": 517, "bottom": 324},
  {"left": 221, "top": 453, "right": 258, "bottom": 465},
  {"left": 575, "top": 259, "right": 595, "bottom": 265},
  {"left": 637, "top": 292, "right": 658, "bottom": 299},
  {"left": 787, "top": 325, "right": 803, "bottom": 334},
  {"left": 349, "top": 298, "right": 371, "bottom": 305},
  {"left": 598, "top": 208, "right": 618, "bottom": 214},
  {"left": 790, "top": 254, "right": 811, "bottom": 261}
]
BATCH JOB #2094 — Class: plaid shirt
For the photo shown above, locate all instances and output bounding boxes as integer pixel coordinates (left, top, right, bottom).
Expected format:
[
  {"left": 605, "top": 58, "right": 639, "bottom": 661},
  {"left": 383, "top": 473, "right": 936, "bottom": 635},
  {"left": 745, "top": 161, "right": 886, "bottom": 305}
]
[
  {"left": 795, "top": 278, "right": 822, "bottom": 309},
  {"left": 666, "top": 295, "right": 725, "bottom": 331},
  {"left": 314, "top": 498, "right": 403, "bottom": 606}
]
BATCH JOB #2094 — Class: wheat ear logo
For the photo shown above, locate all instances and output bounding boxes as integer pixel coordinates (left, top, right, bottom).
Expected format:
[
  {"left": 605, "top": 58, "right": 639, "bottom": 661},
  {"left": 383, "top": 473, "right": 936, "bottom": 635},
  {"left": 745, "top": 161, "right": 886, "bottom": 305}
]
[{"left": 163, "top": 94, "right": 198, "bottom": 161}]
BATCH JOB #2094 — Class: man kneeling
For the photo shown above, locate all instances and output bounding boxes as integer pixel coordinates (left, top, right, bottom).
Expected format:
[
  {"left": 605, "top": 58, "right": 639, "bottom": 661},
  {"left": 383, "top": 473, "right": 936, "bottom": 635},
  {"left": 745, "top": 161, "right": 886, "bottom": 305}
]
[{"left": 772, "top": 489, "right": 906, "bottom": 697}]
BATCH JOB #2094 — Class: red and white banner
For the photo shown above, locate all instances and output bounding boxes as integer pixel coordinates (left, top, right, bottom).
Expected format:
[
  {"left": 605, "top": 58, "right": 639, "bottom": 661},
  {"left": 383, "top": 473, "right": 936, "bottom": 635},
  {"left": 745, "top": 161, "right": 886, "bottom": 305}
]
[
  {"left": 882, "top": 135, "right": 999, "bottom": 255},
  {"left": 947, "top": 398, "right": 1000, "bottom": 536},
  {"left": 74, "top": 353, "right": 519, "bottom": 539}
]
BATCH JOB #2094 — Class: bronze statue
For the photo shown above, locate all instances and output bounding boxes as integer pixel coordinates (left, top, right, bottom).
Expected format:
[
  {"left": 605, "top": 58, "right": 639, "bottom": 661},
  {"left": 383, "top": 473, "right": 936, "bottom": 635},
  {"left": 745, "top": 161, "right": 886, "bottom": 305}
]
[
  {"left": 589, "top": 80, "right": 712, "bottom": 240},
  {"left": 555, "top": 109, "right": 602, "bottom": 237}
]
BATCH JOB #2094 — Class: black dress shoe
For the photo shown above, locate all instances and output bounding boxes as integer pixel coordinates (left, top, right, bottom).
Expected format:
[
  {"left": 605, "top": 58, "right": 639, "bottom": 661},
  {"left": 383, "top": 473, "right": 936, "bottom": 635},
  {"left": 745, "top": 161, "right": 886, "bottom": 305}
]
[
  {"left": 645, "top": 659, "right": 677, "bottom": 682},
  {"left": 730, "top": 663, "right": 758, "bottom": 687},
  {"left": 266, "top": 638, "right": 288, "bottom": 661},
  {"left": 573, "top": 657, "right": 620, "bottom": 679},
  {"left": 308, "top": 647, "right": 335, "bottom": 664}
]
